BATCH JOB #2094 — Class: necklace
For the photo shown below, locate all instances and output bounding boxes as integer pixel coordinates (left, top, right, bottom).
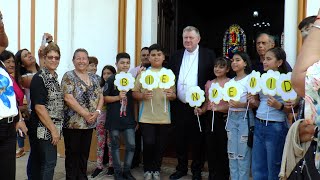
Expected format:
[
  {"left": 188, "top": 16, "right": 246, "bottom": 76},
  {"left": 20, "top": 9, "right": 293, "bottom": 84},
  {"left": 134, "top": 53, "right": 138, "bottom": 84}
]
[{"left": 181, "top": 51, "right": 198, "bottom": 90}]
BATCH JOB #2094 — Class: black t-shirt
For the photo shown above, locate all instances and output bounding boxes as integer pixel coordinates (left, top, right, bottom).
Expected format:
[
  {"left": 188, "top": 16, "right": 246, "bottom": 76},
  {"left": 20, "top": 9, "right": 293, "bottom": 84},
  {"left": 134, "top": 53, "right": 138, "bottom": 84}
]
[
  {"left": 103, "top": 74, "right": 135, "bottom": 130},
  {"left": 30, "top": 74, "right": 47, "bottom": 131}
]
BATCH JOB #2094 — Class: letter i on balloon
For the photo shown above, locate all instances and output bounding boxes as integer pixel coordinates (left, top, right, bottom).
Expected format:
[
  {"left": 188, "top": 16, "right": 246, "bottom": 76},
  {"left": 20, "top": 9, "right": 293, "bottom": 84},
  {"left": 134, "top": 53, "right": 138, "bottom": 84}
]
[
  {"left": 246, "top": 70, "right": 261, "bottom": 120},
  {"left": 186, "top": 86, "right": 205, "bottom": 132},
  {"left": 260, "top": 70, "right": 280, "bottom": 123},
  {"left": 208, "top": 82, "right": 224, "bottom": 131},
  {"left": 114, "top": 72, "right": 136, "bottom": 117},
  {"left": 158, "top": 68, "right": 176, "bottom": 112},
  {"left": 140, "top": 70, "right": 159, "bottom": 113}
]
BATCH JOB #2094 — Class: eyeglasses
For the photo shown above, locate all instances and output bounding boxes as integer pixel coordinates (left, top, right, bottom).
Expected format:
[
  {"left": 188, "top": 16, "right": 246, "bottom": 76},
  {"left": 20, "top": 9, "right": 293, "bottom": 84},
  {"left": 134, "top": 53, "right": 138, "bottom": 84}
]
[{"left": 46, "top": 56, "right": 60, "bottom": 61}]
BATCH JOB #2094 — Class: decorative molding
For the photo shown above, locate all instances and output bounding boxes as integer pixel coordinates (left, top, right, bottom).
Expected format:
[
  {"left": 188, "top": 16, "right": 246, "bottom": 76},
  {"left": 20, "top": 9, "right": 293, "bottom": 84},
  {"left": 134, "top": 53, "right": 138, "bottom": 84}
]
[
  {"left": 135, "top": 0, "right": 142, "bottom": 66},
  {"left": 18, "top": 0, "right": 21, "bottom": 50},
  {"left": 54, "top": 0, "right": 58, "bottom": 42},
  {"left": 297, "top": 0, "right": 307, "bottom": 52},
  {"left": 31, "top": 0, "right": 35, "bottom": 55},
  {"left": 118, "top": 0, "right": 127, "bottom": 53}
]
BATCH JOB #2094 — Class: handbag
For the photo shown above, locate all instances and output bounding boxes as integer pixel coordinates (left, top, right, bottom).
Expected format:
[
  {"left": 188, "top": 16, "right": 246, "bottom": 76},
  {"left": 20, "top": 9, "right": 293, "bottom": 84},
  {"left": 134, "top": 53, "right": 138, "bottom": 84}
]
[{"left": 246, "top": 110, "right": 254, "bottom": 148}]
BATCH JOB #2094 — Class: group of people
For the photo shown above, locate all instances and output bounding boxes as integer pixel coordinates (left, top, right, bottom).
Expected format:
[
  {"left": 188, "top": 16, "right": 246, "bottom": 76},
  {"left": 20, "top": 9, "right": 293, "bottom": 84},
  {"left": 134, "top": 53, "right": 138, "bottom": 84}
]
[{"left": 1, "top": 8, "right": 320, "bottom": 180}]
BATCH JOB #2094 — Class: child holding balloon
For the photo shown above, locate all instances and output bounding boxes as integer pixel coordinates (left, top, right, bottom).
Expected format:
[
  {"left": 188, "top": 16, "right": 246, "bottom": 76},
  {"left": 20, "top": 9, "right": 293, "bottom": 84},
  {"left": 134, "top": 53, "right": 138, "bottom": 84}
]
[
  {"left": 103, "top": 52, "right": 136, "bottom": 180},
  {"left": 132, "top": 44, "right": 176, "bottom": 180},
  {"left": 248, "top": 47, "right": 292, "bottom": 180},
  {"left": 194, "top": 57, "right": 231, "bottom": 180},
  {"left": 225, "top": 51, "right": 256, "bottom": 180}
]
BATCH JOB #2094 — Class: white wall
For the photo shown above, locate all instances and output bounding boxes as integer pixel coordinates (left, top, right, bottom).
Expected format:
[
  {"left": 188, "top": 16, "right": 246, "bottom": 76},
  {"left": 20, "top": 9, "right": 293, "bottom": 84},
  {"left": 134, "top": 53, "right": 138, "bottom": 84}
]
[
  {"left": 306, "top": 0, "right": 320, "bottom": 16},
  {"left": 126, "top": 0, "right": 136, "bottom": 69},
  {"left": 141, "top": 0, "right": 158, "bottom": 47},
  {"left": 0, "top": 0, "right": 119, "bottom": 81},
  {"left": 283, "top": 0, "right": 298, "bottom": 68}
]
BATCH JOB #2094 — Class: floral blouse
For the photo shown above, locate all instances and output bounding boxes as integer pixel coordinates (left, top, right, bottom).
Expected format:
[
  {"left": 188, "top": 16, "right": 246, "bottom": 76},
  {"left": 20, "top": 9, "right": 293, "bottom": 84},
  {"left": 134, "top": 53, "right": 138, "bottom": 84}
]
[
  {"left": 61, "top": 70, "right": 102, "bottom": 129},
  {"left": 305, "top": 60, "right": 320, "bottom": 171}
]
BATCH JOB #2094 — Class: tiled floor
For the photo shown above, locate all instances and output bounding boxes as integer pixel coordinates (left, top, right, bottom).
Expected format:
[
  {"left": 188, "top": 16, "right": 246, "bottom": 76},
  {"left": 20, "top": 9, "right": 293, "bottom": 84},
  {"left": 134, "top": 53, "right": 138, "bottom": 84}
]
[{"left": 16, "top": 152, "right": 209, "bottom": 180}]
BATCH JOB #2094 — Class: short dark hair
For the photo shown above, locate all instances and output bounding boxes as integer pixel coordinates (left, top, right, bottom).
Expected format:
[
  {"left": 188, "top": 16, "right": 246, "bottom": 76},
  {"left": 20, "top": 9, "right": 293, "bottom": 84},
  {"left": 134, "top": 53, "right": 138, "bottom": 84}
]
[
  {"left": 72, "top": 48, "right": 89, "bottom": 60},
  {"left": 44, "top": 43, "right": 60, "bottom": 57},
  {"left": 88, "top": 56, "right": 98, "bottom": 65},
  {"left": 116, "top": 52, "right": 130, "bottom": 63},
  {"left": 148, "top": 43, "right": 164, "bottom": 53},
  {"left": 298, "top": 15, "right": 316, "bottom": 30},
  {"left": 0, "top": 50, "right": 15, "bottom": 63},
  {"left": 141, "top": 47, "right": 149, "bottom": 51}
]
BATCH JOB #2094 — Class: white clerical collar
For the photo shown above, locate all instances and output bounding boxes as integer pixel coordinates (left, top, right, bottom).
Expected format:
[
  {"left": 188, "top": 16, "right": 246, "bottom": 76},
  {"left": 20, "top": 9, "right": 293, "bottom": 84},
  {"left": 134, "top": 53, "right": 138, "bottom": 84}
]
[{"left": 185, "top": 45, "right": 199, "bottom": 55}]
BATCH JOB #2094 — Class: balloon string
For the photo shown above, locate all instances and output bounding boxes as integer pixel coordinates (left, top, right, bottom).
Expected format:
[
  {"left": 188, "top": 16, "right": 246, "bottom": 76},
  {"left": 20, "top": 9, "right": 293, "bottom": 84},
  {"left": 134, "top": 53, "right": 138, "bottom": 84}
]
[
  {"left": 243, "top": 102, "right": 250, "bottom": 121},
  {"left": 151, "top": 98, "right": 154, "bottom": 114},
  {"left": 291, "top": 105, "right": 296, "bottom": 122},
  {"left": 196, "top": 112, "right": 202, "bottom": 132},
  {"left": 211, "top": 108, "right": 214, "bottom": 132}
]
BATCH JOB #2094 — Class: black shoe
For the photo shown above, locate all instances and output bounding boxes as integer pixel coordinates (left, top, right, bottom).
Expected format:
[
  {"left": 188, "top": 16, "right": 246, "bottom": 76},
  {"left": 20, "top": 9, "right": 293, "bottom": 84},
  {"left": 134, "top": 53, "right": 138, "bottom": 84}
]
[
  {"left": 169, "top": 171, "right": 187, "bottom": 180},
  {"left": 130, "top": 162, "right": 140, "bottom": 169},
  {"left": 114, "top": 172, "right": 124, "bottom": 180},
  {"left": 106, "top": 167, "right": 114, "bottom": 176},
  {"left": 123, "top": 171, "right": 136, "bottom": 180},
  {"left": 91, "top": 168, "right": 103, "bottom": 178},
  {"left": 192, "top": 172, "right": 202, "bottom": 180}
]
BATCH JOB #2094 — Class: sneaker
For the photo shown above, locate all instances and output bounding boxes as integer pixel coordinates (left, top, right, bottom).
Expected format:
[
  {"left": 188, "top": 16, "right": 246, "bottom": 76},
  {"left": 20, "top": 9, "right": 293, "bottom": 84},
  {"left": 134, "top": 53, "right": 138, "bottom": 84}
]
[
  {"left": 123, "top": 171, "right": 136, "bottom": 180},
  {"left": 91, "top": 168, "right": 103, "bottom": 178},
  {"left": 106, "top": 167, "right": 114, "bottom": 176},
  {"left": 153, "top": 171, "right": 161, "bottom": 180},
  {"left": 16, "top": 148, "right": 25, "bottom": 158},
  {"left": 144, "top": 171, "right": 152, "bottom": 180}
]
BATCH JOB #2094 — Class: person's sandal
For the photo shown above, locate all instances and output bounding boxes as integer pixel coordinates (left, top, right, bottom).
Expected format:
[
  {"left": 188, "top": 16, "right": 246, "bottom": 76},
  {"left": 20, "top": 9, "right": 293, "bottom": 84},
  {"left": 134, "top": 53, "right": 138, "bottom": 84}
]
[{"left": 16, "top": 148, "right": 25, "bottom": 158}]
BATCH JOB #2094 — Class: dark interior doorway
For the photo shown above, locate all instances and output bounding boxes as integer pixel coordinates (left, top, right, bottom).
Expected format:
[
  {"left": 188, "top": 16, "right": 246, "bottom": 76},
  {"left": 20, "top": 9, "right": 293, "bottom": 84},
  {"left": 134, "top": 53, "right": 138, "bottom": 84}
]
[
  {"left": 159, "top": 0, "right": 285, "bottom": 158},
  {"left": 158, "top": 0, "right": 285, "bottom": 59}
]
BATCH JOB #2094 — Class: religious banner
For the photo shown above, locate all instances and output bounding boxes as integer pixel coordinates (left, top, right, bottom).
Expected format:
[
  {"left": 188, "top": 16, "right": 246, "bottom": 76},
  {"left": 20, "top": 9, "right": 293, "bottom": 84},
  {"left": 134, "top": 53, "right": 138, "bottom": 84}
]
[
  {"left": 114, "top": 71, "right": 135, "bottom": 91},
  {"left": 260, "top": 69, "right": 280, "bottom": 96},
  {"left": 186, "top": 86, "right": 205, "bottom": 132},
  {"left": 247, "top": 70, "right": 261, "bottom": 95},
  {"left": 223, "top": 80, "right": 243, "bottom": 102}
]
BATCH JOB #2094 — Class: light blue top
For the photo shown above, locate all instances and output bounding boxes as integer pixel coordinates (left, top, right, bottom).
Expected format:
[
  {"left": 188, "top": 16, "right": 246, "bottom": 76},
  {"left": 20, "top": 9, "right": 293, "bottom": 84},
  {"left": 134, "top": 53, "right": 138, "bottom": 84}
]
[{"left": 256, "top": 91, "right": 286, "bottom": 122}]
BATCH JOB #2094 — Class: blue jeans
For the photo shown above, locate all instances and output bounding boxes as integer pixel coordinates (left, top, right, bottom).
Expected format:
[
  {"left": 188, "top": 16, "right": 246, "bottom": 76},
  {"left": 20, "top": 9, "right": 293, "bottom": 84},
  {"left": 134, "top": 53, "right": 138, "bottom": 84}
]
[
  {"left": 252, "top": 119, "right": 288, "bottom": 180},
  {"left": 226, "top": 111, "right": 253, "bottom": 180},
  {"left": 17, "top": 133, "right": 25, "bottom": 148},
  {"left": 29, "top": 137, "right": 57, "bottom": 180},
  {"left": 110, "top": 128, "right": 135, "bottom": 173}
]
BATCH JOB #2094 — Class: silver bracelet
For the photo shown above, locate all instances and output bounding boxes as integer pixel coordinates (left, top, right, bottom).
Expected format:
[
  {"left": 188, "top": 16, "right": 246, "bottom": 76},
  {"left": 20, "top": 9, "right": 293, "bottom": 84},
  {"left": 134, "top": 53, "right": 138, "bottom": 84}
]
[{"left": 312, "top": 24, "right": 320, "bottom": 30}]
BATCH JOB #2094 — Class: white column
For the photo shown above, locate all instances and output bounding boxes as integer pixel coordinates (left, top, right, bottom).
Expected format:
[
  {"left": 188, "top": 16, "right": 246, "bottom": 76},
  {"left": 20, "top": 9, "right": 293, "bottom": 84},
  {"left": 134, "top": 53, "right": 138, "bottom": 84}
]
[
  {"left": 283, "top": 0, "right": 298, "bottom": 68},
  {"left": 306, "top": 0, "right": 320, "bottom": 16},
  {"left": 126, "top": 0, "right": 136, "bottom": 69},
  {"left": 142, "top": 0, "right": 158, "bottom": 47}
]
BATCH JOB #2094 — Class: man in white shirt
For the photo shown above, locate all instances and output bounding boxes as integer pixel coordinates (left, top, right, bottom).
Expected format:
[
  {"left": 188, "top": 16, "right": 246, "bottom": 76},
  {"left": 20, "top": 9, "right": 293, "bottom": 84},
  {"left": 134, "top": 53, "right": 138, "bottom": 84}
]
[{"left": 168, "top": 26, "right": 216, "bottom": 180}]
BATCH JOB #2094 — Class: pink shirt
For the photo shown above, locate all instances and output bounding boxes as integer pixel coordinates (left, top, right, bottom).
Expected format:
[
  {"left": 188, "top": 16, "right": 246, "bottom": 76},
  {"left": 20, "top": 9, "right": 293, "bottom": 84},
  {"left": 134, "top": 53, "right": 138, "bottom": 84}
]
[
  {"left": 10, "top": 75, "right": 24, "bottom": 106},
  {"left": 204, "top": 78, "right": 230, "bottom": 111}
]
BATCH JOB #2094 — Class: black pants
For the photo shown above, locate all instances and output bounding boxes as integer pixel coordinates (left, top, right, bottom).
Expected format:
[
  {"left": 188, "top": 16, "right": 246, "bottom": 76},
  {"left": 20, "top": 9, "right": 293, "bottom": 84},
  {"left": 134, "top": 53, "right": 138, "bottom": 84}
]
[
  {"left": 140, "top": 123, "right": 170, "bottom": 172},
  {"left": 172, "top": 100, "right": 205, "bottom": 174},
  {"left": 131, "top": 124, "right": 142, "bottom": 166},
  {"left": 205, "top": 111, "right": 229, "bottom": 180},
  {"left": 63, "top": 128, "right": 93, "bottom": 180},
  {"left": 0, "top": 121, "right": 16, "bottom": 180}
]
